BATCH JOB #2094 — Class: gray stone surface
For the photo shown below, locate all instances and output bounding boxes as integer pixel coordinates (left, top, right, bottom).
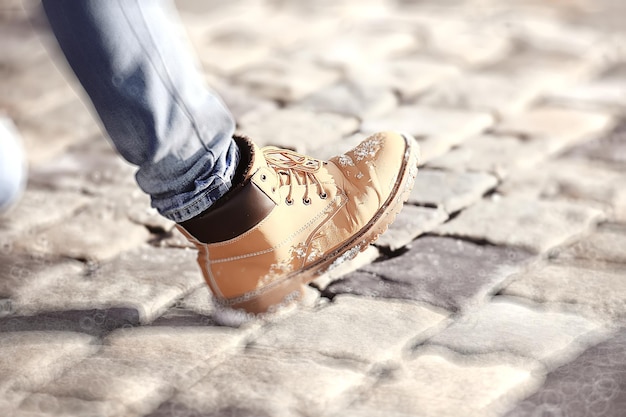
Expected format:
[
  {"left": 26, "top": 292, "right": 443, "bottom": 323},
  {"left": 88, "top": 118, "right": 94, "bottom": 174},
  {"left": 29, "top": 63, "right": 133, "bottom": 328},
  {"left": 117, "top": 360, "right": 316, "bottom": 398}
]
[
  {"left": 502, "top": 261, "right": 626, "bottom": 324},
  {"left": 294, "top": 81, "right": 398, "bottom": 119},
  {"left": 233, "top": 58, "right": 341, "bottom": 102},
  {"left": 418, "top": 72, "right": 544, "bottom": 116},
  {"left": 238, "top": 108, "right": 359, "bottom": 152},
  {"left": 14, "top": 202, "right": 152, "bottom": 262},
  {"left": 347, "top": 57, "right": 461, "bottom": 100},
  {"left": 498, "top": 158, "right": 626, "bottom": 222},
  {"left": 429, "top": 298, "right": 607, "bottom": 368},
  {"left": 494, "top": 106, "right": 615, "bottom": 154},
  {"left": 435, "top": 196, "right": 605, "bottom": 253},
  {"left": 151, "top": 350, "right": 367, "bottom": 417},
  {"left": 375, "top": 205, "right": 449, "bottom": 251},
  {"left": 565, "top": 119, "right": 626, "bottom": 167},
  {"left": 552, "top": 222, "right": 626, "bottom": 264},
  {"left": 504, "top": 328, "right": 626, "bottom": 417},
  {"left": 409, "top": 169, "right": 498, "bottom": 214},
  {"left": 30, "top": 326, "right": 243, "bottom": 417},
  {"left": 361, "top": 105, "right": 494, "bottom": 163},
  {"left": 426, "top": 134, "right": 553, "bottom": 179},
  {"left": 325, "top": 237, "right": 533, "bottom": 312},
  {"left": 350, "top": 348, "right": 542, "bottom": 417},
  {"left": 7, "top": 245, "right": 203, "bottom": 324},
  {"left": 253, "top": 295, "right": 449, "bottom": 363},
  {"left": 0, "top": 331, "right": 97, "bottom": 392}
]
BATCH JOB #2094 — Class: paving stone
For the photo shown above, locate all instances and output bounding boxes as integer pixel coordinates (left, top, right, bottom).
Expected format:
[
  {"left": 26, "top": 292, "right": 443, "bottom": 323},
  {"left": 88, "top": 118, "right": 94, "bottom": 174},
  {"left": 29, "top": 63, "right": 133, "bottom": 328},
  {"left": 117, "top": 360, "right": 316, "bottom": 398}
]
[
  {"left": 435, "top": 196, "right": 605, "bottom": 254},
  {"left": 196, "top": 26, "right": 271, "bottom": 75},
  {"left": 294, "top": 81, "right": 398, "bottom": 119},
  {"left": 375, "top": 205, "right": 449, "bottom": 251},
  {"left": 494, "top": 106, "right": 615, "bottom": 154},
  {"left": 313, "top": 245, "right": 380, "bottom": 291},
  {"left": 499, "top": 158, "right": 626, "bottom": 221},
  {"left": 18, "top": 98, "right": 101, "bottom": 164},
  {"left": 15, "top": 201, "right": 152, "bottom": 262},
  {"left": 426, "top": 21, "right": 513, "bottom": 66},
  {"left": 325, "top": 236, "right": 533, "bottom": 313},
  {"left": 430, "top": 298, "right": 607, "bottom": 368},
  {"left": 350, "top": 348, "right": 543, "bottom": 417},
  {"left": 0, "top": 57, "right": 76, "bottom": 120},
  {"left": 34, "top": 326, "right": 244, "bottom": 417},
  {"left": 552, "top": 222, "right": 626, "bottom": 264},
  {"left": 307, "top": 132, "right": 368, "bottom": 161},
  {"left": 418, "top": 73, "right": 545, "bottom": 116},
  {"left": 210, "top": 79, "right": 278, "bottom": 122},
  {"left": 299, "top": 26, "right": 419, "bottom": 69},
  {"left": 0, "top": 188, "right": 91, "bottom": 244},
  {"left": 253, "top": 295, "right": 448, "bottom": 363},
  {"left": 28, "top": 137, "right": 136, "bottom": 195},
  {"left": 8, "top": 245, "right": 203, "bottom": 324},
  {"left": 426, "top": 134, "right": 552, "bottom": 179},
  {"left": 548, "top": 77, "right": 626, "bottom": 113},
  {"left": 238, "top": 108, "right": 359, "bottom": 152},
  {"left": 150, "top": 350, "right": 367, "bottom": 417},
  {"left": 504, "top": 327, "right": 626, "bottom": 417},
  {"left": 361, "top": 105, "right": 494, "bottom": 163},
  {"left": 0, "top": 331, "right": 98, "bottom": 392},
  {"left": 347, "top": 57, "right": 461, "bottom": 101},
  {"left": 565, "top": 119, "right": 626, "bottom": 167},
  {"left": 233, "top": 58, "right": 341, "bottom": 102},
  {"left": 502, "top": 262, "right": 626, "bottom": 324},
  {"left": 409, "top": 169, "right": 498, "bottom": 214},
  {"left": 18, "top": 393, "right": 125, "bottom": 417},
  {"left": 484, "top": 46, "right": 601, "bottom": 91}
]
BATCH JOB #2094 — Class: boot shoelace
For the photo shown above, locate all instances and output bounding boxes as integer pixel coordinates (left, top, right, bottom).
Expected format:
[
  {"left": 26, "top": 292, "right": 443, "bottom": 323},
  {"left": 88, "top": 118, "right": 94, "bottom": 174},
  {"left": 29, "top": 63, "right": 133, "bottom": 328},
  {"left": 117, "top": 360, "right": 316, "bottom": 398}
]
[{"left": 262, "top": 147, "right": 328, "bottom": 205}]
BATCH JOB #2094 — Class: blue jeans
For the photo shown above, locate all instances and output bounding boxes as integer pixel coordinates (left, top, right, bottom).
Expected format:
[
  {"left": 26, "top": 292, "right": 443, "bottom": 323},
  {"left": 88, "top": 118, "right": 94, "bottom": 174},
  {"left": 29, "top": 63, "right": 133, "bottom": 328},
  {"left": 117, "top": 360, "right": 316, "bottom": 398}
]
[{"left": 41, "top": 0, "right": 239, "bottom": 222}]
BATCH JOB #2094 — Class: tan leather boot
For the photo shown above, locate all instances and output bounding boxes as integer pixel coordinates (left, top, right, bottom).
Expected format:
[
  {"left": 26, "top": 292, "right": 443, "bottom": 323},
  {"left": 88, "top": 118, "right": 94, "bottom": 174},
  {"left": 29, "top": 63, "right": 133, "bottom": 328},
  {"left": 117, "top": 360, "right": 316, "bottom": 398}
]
[{"left": 178, "top": 132, "right": 419, "bottom": 314}]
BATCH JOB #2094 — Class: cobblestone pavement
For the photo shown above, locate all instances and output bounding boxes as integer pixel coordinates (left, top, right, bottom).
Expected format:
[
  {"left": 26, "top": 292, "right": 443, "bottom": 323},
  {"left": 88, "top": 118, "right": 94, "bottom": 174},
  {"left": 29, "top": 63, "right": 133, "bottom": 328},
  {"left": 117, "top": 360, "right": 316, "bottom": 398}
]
[{"left": 1, "top": 0, "right": 626, "bottom": 416}]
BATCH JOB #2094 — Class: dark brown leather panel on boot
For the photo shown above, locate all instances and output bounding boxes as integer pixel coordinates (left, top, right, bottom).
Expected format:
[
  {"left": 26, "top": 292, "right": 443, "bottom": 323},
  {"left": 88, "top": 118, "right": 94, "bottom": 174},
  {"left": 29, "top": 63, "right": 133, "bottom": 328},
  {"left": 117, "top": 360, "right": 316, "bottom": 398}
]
[
  {"left": 180, "top": 180, "right": 276, "bottom": 244},
  {"left": 179, "top": 134, "right": 276, "bottom": 244}
]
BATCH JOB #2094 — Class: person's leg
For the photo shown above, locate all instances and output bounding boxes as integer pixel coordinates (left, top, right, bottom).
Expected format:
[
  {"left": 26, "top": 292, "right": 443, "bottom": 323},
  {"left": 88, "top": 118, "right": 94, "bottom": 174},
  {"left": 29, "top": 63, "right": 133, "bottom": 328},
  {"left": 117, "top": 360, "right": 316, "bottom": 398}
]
[
  {"left": 0, "top": 116, "right": 27, "bottom": 214},
  {"left": 41, "top": 0, "right": 239, "bottom": 222}
]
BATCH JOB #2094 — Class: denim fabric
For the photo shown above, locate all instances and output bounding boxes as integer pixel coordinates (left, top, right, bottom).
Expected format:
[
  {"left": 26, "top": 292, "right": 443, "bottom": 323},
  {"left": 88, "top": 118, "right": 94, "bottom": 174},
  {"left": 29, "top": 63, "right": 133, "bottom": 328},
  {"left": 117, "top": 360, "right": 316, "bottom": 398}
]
[
  {"left": 42, "top": 0, "right": 239, "bottom": 222},
  {"left": 0, "top": 117, "right": 27, "bottom": 214}
]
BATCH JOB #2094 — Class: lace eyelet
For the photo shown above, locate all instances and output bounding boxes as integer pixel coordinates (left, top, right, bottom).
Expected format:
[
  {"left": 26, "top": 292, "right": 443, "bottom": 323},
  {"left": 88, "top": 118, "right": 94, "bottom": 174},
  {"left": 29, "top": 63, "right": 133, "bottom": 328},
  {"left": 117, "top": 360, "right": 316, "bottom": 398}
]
[
  {"left": 285, "top": 198, "right": 294, "bottom": 206},
  {"left": 303, "top": 197, "right": 311, "bottom": 205},
  {"left": 260, "top": 174, "right": 267, "bottom": 181},
  {"left": 319, "top": 192, "right": 328, "bottom": 199}
]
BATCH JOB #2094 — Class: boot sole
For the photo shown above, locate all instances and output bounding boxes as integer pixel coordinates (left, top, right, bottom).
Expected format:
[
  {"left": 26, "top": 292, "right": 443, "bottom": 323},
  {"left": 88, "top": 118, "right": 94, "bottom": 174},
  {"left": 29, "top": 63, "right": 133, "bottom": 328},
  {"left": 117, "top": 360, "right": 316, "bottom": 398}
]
[{"left": 221, "top": 134, "right": 420, "bottom": 315}]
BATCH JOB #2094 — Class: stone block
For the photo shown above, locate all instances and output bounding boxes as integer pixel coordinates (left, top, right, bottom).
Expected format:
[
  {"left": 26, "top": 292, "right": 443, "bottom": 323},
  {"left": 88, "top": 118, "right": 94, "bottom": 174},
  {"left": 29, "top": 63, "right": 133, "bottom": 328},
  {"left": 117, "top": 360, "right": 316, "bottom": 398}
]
[
  {"left": 426, "top": 134, "right": 551, "bottom": 179},
  {"left": 504, "top": 328, "right": 626, "bottom": 417},
  {"left": 435, "top": 196, "right": 605, "bottom": 254},
  {"left": 0, "top": 331, "right": 97, "bottom": 392},
  {"left": 553, "top": 223, "right": 626, "bottom": 264},
  {"left": 418, "top": 73, "right": 545, "bottom": 116},
  {"left": 233, "top": 58, "right": 340, "bottom": 102},
  {"left": 253, "top": 295, "right": 448, "bottom": 363},
  {"left": 325, "top": 236, "right": 533, "bottom": 313},
  {"left": 361, "top": 106, "right": 494, "bottom": 163},
  {"left": 294, "top": 81, "right": 398, "bottom": 119},
  {"left": 152, "top": 350, "right": 366, "bottom": 417},
  {"left": 15, "top": 202, "right": 151, "bottom": 262},
  {"left": 351, "top": 348, "right": 542, "bottom": 417},
  {"left": 564, "top": 119, "right": 626, "bottom": 167},
  {"left": 347, "top": 57, "right": 461, "bottom": 100},
  {"left": 35, "top": 326, "right": 243, "bottom": 416},
  {"left": 238, "top": 108, "right": 359, "bottom": 152},
  {"left": 8, "top": 245, "right": 203, "bottom": 324},
  {"left": 499, "top": 158, "right": 626, "bottom": 222},
  {"left": 409, "top": 169, "right": 498, "bottom": 214},
  {"left": 429, "top": 298, "right": 606, "bottom": 368},
  {"left": 494, "top": 106, "right": 615, "bottom": 154},
  {"left": 375, "top": 205, "right": 448, "bottom": 251},
  {"left": 502, "top": 261, "right": 626, "bottom": 323}
]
